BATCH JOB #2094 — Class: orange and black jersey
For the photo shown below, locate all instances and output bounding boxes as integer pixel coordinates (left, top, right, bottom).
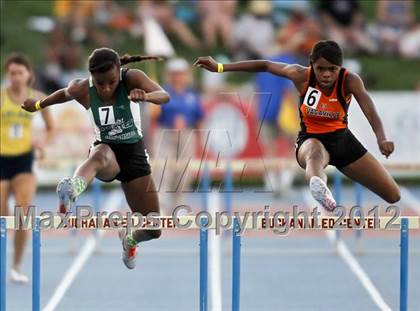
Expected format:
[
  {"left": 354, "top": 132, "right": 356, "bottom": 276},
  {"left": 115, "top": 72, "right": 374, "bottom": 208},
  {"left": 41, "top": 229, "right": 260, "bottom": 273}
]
[{"left": 299, "top": 67, "right": 351, "bottom": 134}]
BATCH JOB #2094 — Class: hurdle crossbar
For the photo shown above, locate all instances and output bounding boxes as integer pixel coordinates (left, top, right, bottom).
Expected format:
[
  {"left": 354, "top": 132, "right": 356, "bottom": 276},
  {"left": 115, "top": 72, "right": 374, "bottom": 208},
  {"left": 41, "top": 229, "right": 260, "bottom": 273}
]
[
  {"left": 0, "top": 215, "right": 417, "bottom": 311},
  {"left": 1, "top": 215, "right": 419, "bottom": 231},
  {"left": 149, "top": 158, "right": 420, "bottom": 172}
]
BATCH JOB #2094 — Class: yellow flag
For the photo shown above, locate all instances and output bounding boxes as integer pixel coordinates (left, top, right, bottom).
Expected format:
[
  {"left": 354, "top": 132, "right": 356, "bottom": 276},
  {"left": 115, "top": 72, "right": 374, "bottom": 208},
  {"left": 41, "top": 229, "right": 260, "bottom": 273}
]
[{"left": 278, "top": 90, "right": 300, "bottom": 135}]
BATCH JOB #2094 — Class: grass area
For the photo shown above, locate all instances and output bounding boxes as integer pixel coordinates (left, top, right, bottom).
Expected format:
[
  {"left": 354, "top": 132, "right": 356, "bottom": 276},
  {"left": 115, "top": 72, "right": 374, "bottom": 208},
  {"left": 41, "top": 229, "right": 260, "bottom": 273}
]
[
  {"left": 358, "top": 55, "right": 420, "bottom": 90},
  {"left": 1, "top": 0, "right": 53, "bottom": 65},
  {"left": 357, "top": 1, "right": 420, "bottom": 90},
  {"left": 1, "top": 1, "right": 419, "bottom": 90},
  {"left": 360, "top": 0, "right": 420, "bottom": 22}
]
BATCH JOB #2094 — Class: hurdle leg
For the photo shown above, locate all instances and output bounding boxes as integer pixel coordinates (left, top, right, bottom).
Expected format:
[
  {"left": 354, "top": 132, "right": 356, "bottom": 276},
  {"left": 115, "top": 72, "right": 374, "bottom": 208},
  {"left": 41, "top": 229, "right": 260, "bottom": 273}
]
[
  {"left": 32, "top": 218, "right": 41, "bottom": 311},
  {"left": 199, "top": 163, "right": 210, "bottom": 311},
  {"left": 333, "top": 170, "right": 342, "bottom": 241},
  {"left": 200, "top": 164, "right": 210, "bottom": 211},
  {"left": 400, "top": 218, "right": 409, "bottom": 311},
  {"left": 232, "top": 218, "right": 241, "bottom": 311},
  {"left": 199, "top": 220, "right": 209, "bottom": 311},
  {"left": 1, "top": 218, "right": 6, "bottom": 311},
  {"left": 92, "top": 179, "right": 102, "bottom": 254},
  {"left": 354, "top": 183, "right": 364, "bottom": 253},
  {"left": 224, "top": 162, "right": 233, "bottom": 214}
]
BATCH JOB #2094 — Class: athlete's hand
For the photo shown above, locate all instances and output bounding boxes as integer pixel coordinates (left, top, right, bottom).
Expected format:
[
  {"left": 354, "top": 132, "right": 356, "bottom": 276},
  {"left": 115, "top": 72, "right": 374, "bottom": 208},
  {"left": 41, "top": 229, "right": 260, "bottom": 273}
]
[
  {"left": 21, "top": 98, "right": 38, "bottom": 112},
  {"left": 193, "top": 56, "right": 218, "bottom": 72},
  {"left": 33, "top": 142, "right": 46, "bottom": 161},
  {"left": 378, "top": 140, "right": 394, "bottom": 158},
  {"left": 128, "top": 89, "right": 148, "bottom": 102}
]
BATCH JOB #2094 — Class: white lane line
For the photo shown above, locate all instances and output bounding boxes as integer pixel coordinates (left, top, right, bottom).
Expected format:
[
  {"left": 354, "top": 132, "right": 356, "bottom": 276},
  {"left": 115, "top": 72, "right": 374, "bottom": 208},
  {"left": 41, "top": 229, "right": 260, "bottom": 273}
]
[
  {"left": 43, "top": 236, "right": 96, "bottom": 311},
  {"left": 43, "top": 190, "right": 123, "bottom": 311},
  {"left": 400, "top": 186, "right": 420, "bottom": 215},
  {"left": 303, "top": 191, "right": 392, "bottom": 311}
]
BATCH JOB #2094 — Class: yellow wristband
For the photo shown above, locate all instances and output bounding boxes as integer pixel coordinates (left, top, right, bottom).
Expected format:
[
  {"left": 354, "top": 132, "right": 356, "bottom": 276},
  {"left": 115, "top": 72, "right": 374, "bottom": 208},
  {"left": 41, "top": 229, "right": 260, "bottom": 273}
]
[
  {"left": 217, "top": 63, "right": 224, "bottom": 73},
  {"left": 35, "top": 100, "right": 42, "bottom": 111}
]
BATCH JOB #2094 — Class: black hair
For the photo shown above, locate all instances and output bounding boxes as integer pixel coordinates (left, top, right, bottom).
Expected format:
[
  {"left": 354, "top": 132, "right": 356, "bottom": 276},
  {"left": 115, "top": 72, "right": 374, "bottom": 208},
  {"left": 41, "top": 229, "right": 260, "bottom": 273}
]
[
  {"left": 5, "top": 52, "right": 34, "bottom": 85},
  {"left": 88, "top": 47, "right": 162, "bottom": 74},
  {"left": 310, "top": 40, "right": 343, "bottom": 66}
]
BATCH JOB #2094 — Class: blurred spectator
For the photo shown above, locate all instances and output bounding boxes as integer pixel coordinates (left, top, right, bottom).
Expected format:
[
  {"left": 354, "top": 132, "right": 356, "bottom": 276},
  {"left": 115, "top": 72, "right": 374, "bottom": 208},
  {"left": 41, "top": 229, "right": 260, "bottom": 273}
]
[
  {"left": 153, "top": 58, "right": 204, "bottom": 214},
  {"left": 173, "top": 1, "right": 197, "bottom": 24},
  {"left": 255, "top": 53, "right": 298, "bottom": 196},
  {"left": 231, "top": 0, "right": 275, "bottom": 60},
  {"left": 369, "top": 0, "right": 415, "bottom": 55},
  {"left": 53, "top": 0, "right": 109, "bottom": 45},
  {"left": 371, "top": 0, "right": 420, "bottom": 59},
  {"left": 136, "top": 0, "right": 201, "bottom": 50},
  {"left": 36, "top": 23, "right": 86, "bottom": 93},
  {"left": 276, "top": 5, "right": 321, "bottom": 61},
  {"left": 96, "top": 1, "right": 134, "bottom": 32},
  {"left": 271, "top": 0, "right": 310, "bottom": 26},
  {"left": 197, "top": 0, "right": 237, "bottom": 49},
  {"left": 399, "top": 25, "right": 420, "bottom": 59},
  {"left": 318, "top": 0, "right": 377, "bottom": 54}
]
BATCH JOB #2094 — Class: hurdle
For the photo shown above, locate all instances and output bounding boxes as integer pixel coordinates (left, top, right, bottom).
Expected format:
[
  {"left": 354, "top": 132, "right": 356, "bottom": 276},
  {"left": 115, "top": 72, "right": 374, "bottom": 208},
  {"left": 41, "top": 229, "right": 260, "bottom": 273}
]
[
  {"left": 199, "top": 218, "right": 209, "bottom": 311},
  {"left": 0, "top": 217, "right": 6, "bottom": 311},
  {"left": 0, "top": 216, "right": 420, "bottom": 311},
  {"left": 333, "top": 167, "right": 415, "bottom": 253},
  {"left": 0, "top": 214, "right": 418, "bottom": 311},
  {"left": 221, "top": 162, "right": 419, "bottom": 311},
  {"left": 229, "top": 216, "right": 417, "bottom": 311},
  {"left": 199, "top": 164, "right": 210, "bottom": 311},
  {"left": 1, "top": 160, "right": 419, "bottom": 311},
  {"left": 232, "top": 218, "right": 241, "bottom": 311},
  {"left": 0, "top": 214, "right": 215, "bottom": 311}
]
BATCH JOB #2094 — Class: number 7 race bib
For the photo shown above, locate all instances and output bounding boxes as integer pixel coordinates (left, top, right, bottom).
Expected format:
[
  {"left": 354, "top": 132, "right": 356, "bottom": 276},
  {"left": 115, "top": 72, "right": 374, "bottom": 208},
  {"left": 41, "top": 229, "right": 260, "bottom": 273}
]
[
  {"left": 303, "top": 86, "right": 321, "bottom": 109},
  {"left": 99, "top": 106, "right": 115, "bottom": 125}
]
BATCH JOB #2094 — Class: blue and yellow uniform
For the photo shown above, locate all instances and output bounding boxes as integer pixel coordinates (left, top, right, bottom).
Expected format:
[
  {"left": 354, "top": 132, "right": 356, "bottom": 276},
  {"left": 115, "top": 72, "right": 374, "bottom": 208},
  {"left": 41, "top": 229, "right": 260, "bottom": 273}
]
[{"left": 0, "top": 88, "right": 35, "bottom": 179}]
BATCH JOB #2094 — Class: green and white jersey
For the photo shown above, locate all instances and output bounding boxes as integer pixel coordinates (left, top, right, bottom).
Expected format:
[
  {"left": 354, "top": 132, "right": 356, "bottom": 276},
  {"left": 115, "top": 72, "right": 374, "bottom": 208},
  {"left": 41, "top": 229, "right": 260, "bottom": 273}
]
[{"left": 88, "top": 69, "right": 143, "bottom": 143}]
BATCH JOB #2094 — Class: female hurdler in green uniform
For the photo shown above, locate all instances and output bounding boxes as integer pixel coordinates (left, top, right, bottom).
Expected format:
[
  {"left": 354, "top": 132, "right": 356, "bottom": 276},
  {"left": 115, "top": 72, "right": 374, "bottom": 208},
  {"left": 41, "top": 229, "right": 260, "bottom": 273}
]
[{"left": 22, "top": 48, "right": 170, "bottom": 269}]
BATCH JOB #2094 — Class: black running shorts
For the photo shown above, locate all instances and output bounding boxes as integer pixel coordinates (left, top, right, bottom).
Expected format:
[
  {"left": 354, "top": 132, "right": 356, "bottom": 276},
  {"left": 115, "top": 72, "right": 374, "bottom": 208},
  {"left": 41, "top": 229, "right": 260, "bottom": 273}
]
[
  {"left": 295, "top": 128, "right": 367, "bottom": 169},
  {"left": 92, "top": 139, "right": 151, "bottom": 183}
]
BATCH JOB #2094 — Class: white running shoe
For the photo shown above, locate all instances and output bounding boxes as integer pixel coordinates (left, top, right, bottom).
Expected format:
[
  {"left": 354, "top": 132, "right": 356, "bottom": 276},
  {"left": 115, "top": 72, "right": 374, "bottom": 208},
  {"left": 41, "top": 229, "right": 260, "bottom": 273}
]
[
  {"left": 310, "top": 176, "right": 337, "bottom": 212},
  {"left": 10, "top": 268, "right": 29, "bottom": 284},
  {"left": 56, "top": 177, "right": 77, "bottom": 213},
  {"left": 118, "top": 229, "right": 137, "bottom": 270}
]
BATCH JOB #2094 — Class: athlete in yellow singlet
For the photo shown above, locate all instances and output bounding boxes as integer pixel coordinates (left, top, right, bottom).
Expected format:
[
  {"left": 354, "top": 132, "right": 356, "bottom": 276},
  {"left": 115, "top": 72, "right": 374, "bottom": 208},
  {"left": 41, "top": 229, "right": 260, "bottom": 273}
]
[{"left": 0, "top": 53, "right": 54, "bottom": 283}]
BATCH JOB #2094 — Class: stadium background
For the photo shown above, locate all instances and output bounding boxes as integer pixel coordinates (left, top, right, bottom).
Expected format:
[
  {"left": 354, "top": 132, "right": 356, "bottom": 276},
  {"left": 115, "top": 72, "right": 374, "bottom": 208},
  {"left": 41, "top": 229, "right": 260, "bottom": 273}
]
[{"left": 1, "top": 1, "right": 420, "bottom": 311}]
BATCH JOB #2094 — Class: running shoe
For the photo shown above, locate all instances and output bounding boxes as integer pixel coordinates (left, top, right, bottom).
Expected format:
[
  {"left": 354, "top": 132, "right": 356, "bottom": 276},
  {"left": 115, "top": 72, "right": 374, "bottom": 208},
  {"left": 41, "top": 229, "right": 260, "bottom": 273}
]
[
  {"left": 309, "top": 176, "right": 337, "bottom": 212},
  {"left": 118, "top": 229, "right": 138, "bottom": 270},
  {"left": 56, "top": 177, "right": 77, "bottom": 213},
  {"left": 10, "top": 268, "right": 29, "bottom": 284}
]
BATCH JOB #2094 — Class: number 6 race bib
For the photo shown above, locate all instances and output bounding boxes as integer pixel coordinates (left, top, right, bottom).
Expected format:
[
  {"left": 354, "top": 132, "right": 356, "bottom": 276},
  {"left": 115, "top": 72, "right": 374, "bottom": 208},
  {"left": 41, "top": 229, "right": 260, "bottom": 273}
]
[{"left": 303, "top": 86, "right": 321, "bottom": 109}]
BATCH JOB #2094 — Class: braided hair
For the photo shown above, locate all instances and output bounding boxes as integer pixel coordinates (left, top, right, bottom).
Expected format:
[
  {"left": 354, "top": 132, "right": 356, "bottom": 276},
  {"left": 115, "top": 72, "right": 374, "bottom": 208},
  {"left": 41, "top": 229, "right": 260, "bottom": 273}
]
[{"left": 88, "top": 47, "right": 161, "bottom": 73}]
